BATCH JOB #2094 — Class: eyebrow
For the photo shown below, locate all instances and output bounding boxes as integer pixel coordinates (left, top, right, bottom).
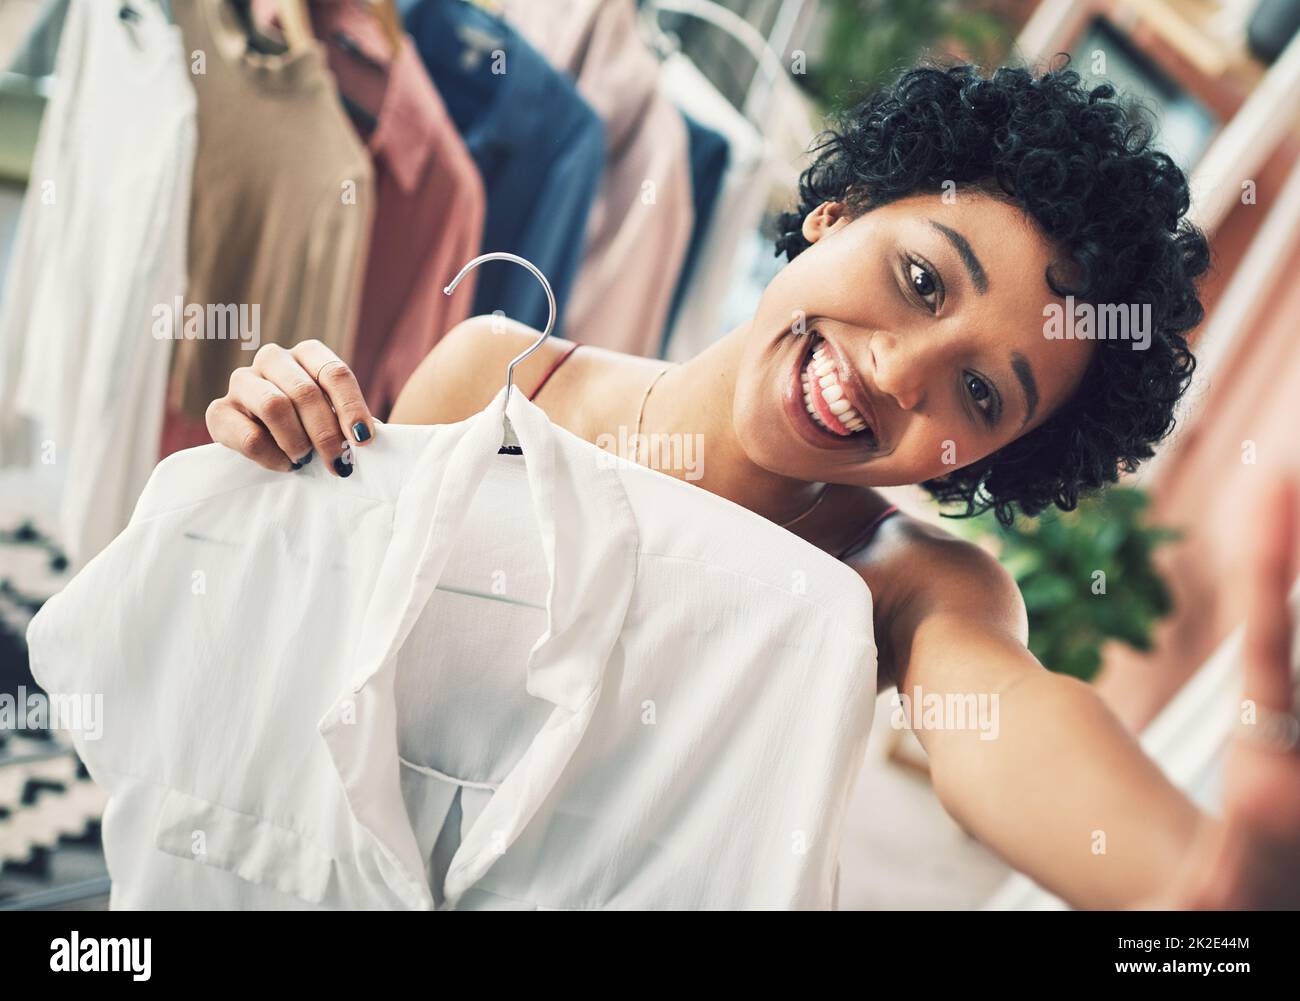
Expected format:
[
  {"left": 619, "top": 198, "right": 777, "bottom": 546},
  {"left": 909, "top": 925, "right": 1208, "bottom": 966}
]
[
  {"left": 1011, "top": 352, "right": 1039, "bottom": 428},
  {"left": 927, "top": 220, "right": 988, "bottom": 295}
]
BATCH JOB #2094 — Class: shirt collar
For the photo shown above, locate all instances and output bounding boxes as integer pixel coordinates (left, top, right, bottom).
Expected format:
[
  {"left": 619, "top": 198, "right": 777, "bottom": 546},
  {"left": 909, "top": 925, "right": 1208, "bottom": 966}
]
[
  {"left": 309, "top": 0, "right": 438, "bottom": 194},
  {"left": 318, "top": 387, "right": 639, "bottom": 909},
  {"left": 364, "top": 36, "right": 442, "bottom": 194},
  {"left": 411, "top": 0, "right": 544, "bottom": 157}
]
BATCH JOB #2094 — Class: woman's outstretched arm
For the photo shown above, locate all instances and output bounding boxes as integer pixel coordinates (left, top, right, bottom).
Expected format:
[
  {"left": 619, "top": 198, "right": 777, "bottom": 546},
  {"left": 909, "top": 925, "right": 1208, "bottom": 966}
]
[
  {"left": 883, "top": 530, "right": 1210, "bottom": 908},
  {"left": 890, "top": 478, "right": 1300, "bottom": 908}
]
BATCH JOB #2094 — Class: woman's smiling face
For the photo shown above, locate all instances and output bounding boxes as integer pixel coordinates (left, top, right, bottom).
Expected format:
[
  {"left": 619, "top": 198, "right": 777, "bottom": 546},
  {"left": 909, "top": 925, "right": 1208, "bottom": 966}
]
[{"left": 733, "top": 191, "right": 1097, "bottom": 486}]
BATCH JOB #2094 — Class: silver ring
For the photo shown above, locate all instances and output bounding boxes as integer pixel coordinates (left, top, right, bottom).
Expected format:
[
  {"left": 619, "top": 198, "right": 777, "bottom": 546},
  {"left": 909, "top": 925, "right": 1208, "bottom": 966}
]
[{"left": 315, "top": 359, "right": 345, "bottom": 383}]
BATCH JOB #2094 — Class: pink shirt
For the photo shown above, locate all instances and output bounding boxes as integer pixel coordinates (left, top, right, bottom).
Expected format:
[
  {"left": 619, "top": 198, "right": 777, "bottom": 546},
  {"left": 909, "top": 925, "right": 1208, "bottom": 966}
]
[
  {"left": 311, "top": 0, "right": 486, "bottom": 418},
  {"left": 501, "top": 0, "right": 693, "bottom": 358}
]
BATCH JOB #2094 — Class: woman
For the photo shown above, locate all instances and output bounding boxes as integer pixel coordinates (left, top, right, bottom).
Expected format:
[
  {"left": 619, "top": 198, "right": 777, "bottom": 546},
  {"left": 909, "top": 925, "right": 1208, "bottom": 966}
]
[{"left": 205, "top": 63, "right": 1300, "bottom": 908}]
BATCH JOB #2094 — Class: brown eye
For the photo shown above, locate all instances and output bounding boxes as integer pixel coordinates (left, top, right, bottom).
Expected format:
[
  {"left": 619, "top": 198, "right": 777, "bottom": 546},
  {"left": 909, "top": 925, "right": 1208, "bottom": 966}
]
[{"left": 909, "top": 261, "right": 936, "bottom": 299}]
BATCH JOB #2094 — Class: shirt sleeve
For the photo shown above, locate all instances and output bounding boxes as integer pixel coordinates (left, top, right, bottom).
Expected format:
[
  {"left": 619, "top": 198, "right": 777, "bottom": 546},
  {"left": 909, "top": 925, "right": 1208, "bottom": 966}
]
[
  {"left": 0, "top": 0, "right": 87, "bottom": 462},
  {"left": 506, "top": 97, "right": 605, "bottom": 336},
  {"left": 24, "top": 512, "right": 133, "bottom": 790}
]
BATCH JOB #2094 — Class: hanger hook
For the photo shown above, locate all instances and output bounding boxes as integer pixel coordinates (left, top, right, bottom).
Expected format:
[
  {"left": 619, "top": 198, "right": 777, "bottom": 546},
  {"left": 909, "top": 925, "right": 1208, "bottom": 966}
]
[{"left": 443, "top": 252, "right": 558, "bottom": 404}]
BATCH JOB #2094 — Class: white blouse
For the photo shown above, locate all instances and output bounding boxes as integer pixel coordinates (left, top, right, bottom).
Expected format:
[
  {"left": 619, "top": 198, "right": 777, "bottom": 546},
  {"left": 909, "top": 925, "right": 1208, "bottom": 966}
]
[
  {"left": 0, "top": 0, "right": 196, "bottom": 567},
  {"left": 29, "top": 385, "right": 879, "bottom": 909}
]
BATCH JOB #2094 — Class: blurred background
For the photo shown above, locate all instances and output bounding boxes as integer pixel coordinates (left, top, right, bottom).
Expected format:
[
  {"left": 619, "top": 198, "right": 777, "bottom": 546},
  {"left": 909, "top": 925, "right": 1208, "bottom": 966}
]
[{"left": 1, "top": 0, "right": 1298, "bottom": 910}]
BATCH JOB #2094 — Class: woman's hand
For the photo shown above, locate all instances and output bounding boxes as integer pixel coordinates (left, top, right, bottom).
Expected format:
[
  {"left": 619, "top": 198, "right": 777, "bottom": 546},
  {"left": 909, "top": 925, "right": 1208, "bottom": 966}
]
[
  {"left": 205, "top": 341, "right": 376, "bottom": 477},
  {"left": 1144, "top": 474, "right": 1300, "bottom": 909}
]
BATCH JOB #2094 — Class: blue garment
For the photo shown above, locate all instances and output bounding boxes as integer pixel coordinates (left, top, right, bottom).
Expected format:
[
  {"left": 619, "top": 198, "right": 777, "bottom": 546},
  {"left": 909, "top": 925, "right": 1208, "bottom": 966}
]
[
  {"left": 661, "top": 110, "right": 729, "bottom": 357},
  {"left": 401, "top": 0, "right": 605, "bottom": 333}
]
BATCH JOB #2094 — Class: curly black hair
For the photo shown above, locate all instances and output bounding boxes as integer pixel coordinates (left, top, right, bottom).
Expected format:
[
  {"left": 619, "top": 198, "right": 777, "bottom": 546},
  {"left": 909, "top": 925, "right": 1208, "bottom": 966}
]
[{"left": 775, "top": 60, "right": 1211, "bottom": 526}]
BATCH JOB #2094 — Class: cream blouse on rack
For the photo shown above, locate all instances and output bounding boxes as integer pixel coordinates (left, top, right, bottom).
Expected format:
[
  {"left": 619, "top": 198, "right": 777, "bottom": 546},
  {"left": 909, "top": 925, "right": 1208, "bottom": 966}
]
[{"left": 29, "top": 385, "right": 879, "bottom": 910}]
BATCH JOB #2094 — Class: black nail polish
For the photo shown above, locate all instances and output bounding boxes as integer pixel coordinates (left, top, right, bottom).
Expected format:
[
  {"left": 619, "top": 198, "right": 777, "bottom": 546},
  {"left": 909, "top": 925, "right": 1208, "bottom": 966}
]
[
  {"left": 294, "top": 450, "right": 313, "bottom": 468},
  {"left": 333, "top": 455, "right": 353, "bottom": 477},
  {"left": 352, "top": 422, "right": 371, "bottom": 443}
]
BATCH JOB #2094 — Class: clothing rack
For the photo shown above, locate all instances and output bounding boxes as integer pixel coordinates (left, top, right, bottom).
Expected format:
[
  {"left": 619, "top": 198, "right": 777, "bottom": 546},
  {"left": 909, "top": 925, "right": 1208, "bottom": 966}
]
[{"left": 643, "top": 0, "right": 808, "bottom": 131}]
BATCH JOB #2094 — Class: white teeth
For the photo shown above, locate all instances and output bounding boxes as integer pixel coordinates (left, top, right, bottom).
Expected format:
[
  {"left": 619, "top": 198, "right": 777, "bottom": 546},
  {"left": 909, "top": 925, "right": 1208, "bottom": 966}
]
[{"left": 801, "top": 339, "right": 874, "bottom": 440}]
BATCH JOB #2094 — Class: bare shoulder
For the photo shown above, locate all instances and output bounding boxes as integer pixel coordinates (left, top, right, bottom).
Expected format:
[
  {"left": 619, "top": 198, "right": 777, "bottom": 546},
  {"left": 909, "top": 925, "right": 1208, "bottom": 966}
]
[
  {"left": 389, "top": 315, "right": 581, "bottom": 425},
  {"left": 849, "top": 508, "right": 1028, "bottom": 646},
  {"left": 389, "top": 315, "right": 672, "bottom": 435}
]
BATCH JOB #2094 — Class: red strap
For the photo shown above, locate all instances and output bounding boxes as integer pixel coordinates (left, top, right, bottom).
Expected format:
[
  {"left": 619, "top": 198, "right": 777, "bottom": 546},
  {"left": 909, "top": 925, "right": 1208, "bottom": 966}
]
[
  {"left": 528, "top": 342, "right": 582, "bottom": 401},
  {"left": 837, "top": 503, "right": 900, "bottom": 559}
]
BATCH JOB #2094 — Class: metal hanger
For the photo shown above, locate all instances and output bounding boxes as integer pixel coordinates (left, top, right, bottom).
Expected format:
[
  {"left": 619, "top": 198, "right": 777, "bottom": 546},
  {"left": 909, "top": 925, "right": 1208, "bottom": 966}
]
[
  {"left": 442, "top": 252, "right": 557, "bottom": 456},
  {"left": 641, "top": 0, "right": 791, "bottom": 130},
  {"left": 175, "top": 254, "right": 557, "bottom": 611},
  {"left": 639, "top": 0, "right": 801, "bottom": 193}
]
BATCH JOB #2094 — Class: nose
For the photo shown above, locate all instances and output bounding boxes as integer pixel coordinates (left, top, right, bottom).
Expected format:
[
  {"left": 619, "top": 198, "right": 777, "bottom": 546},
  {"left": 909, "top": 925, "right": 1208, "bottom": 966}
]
[{"left": 868, "top": 331, "right": 950, "bottom": 412}]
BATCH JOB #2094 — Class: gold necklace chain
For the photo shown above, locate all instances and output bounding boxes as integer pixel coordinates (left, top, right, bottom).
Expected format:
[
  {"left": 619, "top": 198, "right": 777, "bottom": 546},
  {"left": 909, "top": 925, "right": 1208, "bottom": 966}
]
[
  {"left": 634, "top": 365, "right": 830, "bottom": 530},
  {"left": 632, "top": 365, "right": 671, "bottom": 468},
  {"left": 779, "top": 482, "right": 830, "bottom": 528}
]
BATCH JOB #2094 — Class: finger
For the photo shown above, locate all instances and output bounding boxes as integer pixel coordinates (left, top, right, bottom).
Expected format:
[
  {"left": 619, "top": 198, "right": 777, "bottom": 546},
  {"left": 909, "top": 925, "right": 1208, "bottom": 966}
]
[
  {"left": 205, "top": 399, "right": 295, "bottom": 473},
  {"left": 228, "top": 365, "right": 329, "bottom": 471},
  {"left": 289, "top": 339, "right": 376, "bottom": 447},
  {"left": 250, "top": 345, "right": 346, "bottom": 469},
  {"left": 1242, "top": 474, "right": 1299, "bottom": 714}
]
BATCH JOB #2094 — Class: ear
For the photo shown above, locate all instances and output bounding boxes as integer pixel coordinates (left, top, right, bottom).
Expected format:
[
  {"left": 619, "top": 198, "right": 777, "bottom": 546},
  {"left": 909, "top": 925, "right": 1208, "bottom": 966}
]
[{"left": 801, "top": 201, "right": 851, "bottom": 245}]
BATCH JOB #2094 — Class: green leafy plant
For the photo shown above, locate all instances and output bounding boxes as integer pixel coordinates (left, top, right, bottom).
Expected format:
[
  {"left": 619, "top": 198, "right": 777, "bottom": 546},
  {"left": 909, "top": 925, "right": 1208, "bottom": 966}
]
[
  {"left": 946, "top": 486, "right": 1180, "bottom": 681},
  {"left": 804, "top": 0, "right": 1012, "bottom": 112}
]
